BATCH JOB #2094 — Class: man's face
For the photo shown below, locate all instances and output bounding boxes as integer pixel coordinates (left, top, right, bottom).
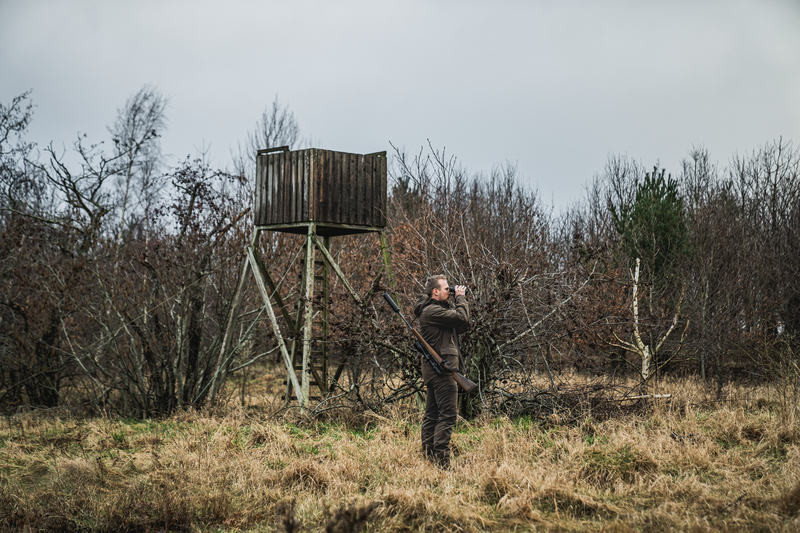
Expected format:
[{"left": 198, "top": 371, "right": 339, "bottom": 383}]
[{"left": 432, "top": 279, "right": 449, "bottom": 301}]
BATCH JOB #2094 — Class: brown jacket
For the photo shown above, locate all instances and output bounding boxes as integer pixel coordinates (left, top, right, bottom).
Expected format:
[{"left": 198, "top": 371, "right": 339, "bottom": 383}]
[{"left": 413, "top": 294, "right": 470, "bottom": 359}]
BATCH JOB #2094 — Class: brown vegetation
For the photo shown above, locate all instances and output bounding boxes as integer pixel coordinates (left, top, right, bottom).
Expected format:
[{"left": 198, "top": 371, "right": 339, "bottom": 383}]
[
  {"left": 2, "top": 87, "right": 800, "bottom": 530},
  {"left": 1, "top": 376, "right": 799, "bottom": 531}
]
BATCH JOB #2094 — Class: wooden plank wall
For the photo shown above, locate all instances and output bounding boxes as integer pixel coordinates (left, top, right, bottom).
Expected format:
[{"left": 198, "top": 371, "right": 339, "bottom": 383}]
[{"left": 255, "top": 149, "right": 386, "bottom": 228}]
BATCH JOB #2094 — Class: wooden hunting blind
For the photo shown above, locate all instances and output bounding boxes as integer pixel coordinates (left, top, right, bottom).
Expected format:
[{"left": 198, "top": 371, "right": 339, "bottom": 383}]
[
  {"left": 219, "top": 147, "right": 392, "bottom": 409},
  {"left": 255, "top": 147, "right": 387, "bottom": 235}
]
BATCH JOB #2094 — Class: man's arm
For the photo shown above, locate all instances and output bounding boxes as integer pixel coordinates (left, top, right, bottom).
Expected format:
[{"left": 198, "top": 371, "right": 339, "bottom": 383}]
[{"left": 425, "top": 294, "right": 469, "bottom": 330}]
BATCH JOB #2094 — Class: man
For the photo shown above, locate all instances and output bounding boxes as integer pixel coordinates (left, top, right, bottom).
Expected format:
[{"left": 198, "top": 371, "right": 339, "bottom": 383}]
[{"left": 413, "top": 275, "right": 469, "bottom": 470}]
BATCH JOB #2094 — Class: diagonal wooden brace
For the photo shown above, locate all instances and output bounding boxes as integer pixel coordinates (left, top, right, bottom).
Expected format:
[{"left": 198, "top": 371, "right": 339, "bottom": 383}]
[
  {"left": 246, "top": 246, "right": 304, "bottom": 406},
  {"left": 311, "top": 234, "right": 364, "bottom": 308},
  {"left": 248, "top": 244, "right": 297, "bottom": 336}
]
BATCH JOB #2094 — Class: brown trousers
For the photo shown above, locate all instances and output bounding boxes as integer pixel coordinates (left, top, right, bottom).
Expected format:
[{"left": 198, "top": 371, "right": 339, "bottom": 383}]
[{"left": 421, "top": 354, "right": 459, "bottom": 467}]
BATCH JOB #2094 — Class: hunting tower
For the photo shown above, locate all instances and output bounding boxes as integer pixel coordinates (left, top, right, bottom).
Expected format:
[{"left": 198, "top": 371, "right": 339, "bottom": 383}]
[{"left": 220, "top": 147, "right": 392, "bottom": 408}]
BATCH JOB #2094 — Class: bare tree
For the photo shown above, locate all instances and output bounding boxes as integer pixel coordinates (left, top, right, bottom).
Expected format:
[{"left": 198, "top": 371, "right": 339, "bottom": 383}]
[
  {"left": 678, "top": 147, "right": 741, "bottom": 383},
  {"left": 730, "top": 139, "right": 800, "bottom": 338},
  {"left": 66, "top": 157, "right": 251, "bottom": 417},
  {"left": 0, "top": 89, "right": 127, "bottom": 409},
  {"left": 353, "top": 143, "right": 597, "bottom": 419},
  {"left": 231, "top": 96, "right": 300, "bottom": 182},
  {"left": 108, "top": 85, "right": 168, "bottom": 249},
  {"left": 0, "top": 90, "right": 35, "bottom": 188},
  {"left": 0, "top": 91, "right": 39, "bottom": 408},
  {"left": 608, "top": 258, "right": 689, "bottom": 393}
]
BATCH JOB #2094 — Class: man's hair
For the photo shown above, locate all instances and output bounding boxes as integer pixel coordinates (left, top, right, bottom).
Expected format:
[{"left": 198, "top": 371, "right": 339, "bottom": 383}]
[{"left": 424, "top": 275, "right": 447, "bottom": 296}]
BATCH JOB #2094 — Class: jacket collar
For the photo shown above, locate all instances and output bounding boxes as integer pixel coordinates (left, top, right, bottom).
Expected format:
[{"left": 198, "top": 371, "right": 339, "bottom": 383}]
[{"left": 431, "top": 298, "right": 451, "bottom": 309}]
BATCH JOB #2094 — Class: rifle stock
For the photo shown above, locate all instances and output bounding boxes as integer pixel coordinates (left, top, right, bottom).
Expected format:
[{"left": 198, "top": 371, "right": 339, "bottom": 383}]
[
  {"left": 383, "top": 293, "right": 477, "bottom": 394},
  {"left": 411, "top": 328, "right": 477, "bottom": 393}
]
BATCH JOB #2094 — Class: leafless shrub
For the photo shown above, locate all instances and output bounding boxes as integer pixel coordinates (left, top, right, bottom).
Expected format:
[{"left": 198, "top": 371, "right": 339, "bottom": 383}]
[{"left": 3, "top": 85, "right": 799, "bottom": 419}]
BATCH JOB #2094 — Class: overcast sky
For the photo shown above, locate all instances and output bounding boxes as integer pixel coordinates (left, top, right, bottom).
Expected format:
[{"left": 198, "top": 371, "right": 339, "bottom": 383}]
[{"left": 2, "top": 0, "right": 799, "bottom": 209}]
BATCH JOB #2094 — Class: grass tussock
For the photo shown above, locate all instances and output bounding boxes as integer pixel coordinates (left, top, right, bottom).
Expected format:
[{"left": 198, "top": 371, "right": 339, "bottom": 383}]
[{"left": 0, "top": 377, "right": 799, "bottom": 531}]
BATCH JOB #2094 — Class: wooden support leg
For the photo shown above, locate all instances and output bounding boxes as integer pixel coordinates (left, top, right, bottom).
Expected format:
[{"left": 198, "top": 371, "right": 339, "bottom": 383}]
[
  {"left": 299, "top": 224, "right": 317, "bottom": 408},
  {"left": 246, "top": 247, "right": 304, "bottom": 406},
  {"left": 321, "top": 236, "right": 330, "bottom": 393}
]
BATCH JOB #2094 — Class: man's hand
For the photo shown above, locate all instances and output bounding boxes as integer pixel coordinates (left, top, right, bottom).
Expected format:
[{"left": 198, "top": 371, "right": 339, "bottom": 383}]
[{"left": 453, "top": 285, "right": 467, "bottom": 297}]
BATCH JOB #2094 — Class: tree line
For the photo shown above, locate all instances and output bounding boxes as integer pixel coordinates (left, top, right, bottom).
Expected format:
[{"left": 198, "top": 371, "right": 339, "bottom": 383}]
[{"left": 1, "top": 87, "right": 798, "bottom": 418}]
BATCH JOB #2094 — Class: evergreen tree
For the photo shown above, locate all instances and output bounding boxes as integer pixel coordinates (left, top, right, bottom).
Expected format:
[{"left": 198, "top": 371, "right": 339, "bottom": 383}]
[{"left": 610, "top": 167, "right": 687, "bottom": 311}]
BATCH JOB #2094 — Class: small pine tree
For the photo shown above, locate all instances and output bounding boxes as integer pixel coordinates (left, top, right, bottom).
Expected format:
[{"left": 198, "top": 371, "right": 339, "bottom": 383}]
[{"left": 609, "top": 166, "right": 687, "bottom": 312}]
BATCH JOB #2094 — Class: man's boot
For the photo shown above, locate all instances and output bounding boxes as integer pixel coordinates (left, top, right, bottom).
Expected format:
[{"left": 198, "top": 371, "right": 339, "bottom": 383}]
[
  {"left": 422, "top": 445, "right": 435, "bottom": 463},
  {"left": 435, "top": 453, "right": 451, "bottom": 471}
]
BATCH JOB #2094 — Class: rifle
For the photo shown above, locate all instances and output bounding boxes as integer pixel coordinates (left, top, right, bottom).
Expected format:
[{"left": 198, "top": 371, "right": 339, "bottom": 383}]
[
  {"left": 413, "top": 340, "right": 444, "bottom": 376},
  {"left": 383, "top": 293, "right": 478, "bottom": 393}
]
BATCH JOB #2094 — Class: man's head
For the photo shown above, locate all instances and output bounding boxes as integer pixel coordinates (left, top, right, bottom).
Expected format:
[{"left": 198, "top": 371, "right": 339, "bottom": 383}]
[{"left": 425, "top": 274, "right": 450, "bottom": 302}]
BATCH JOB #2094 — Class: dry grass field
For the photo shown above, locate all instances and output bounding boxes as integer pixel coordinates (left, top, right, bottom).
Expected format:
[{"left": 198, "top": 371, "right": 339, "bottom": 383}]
[{"left": 1, "top": 376, "right": 799, "bottom": 532}]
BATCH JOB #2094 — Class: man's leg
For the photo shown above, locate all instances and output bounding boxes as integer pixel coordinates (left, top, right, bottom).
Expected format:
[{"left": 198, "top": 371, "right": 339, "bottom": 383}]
[
  {"left": 421, "top": 361, "right": 439, "bottom": 460},
  {"left": 431, "top": 373, "right": 458, "bottom": 469},
  {"left": 421, "top": 385, "right": 438, "bottom": 460}
]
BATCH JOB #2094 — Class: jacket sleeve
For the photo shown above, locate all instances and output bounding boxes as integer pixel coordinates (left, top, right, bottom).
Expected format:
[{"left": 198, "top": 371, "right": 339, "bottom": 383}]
[{"left": 425, "top": 295, "right": 469, "bottom": 331}]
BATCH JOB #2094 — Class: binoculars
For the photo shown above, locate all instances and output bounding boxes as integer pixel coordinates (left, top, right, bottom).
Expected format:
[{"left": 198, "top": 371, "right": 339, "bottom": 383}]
[{"left": 447, "top": 286, "right": 468, "bottom": 293}]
